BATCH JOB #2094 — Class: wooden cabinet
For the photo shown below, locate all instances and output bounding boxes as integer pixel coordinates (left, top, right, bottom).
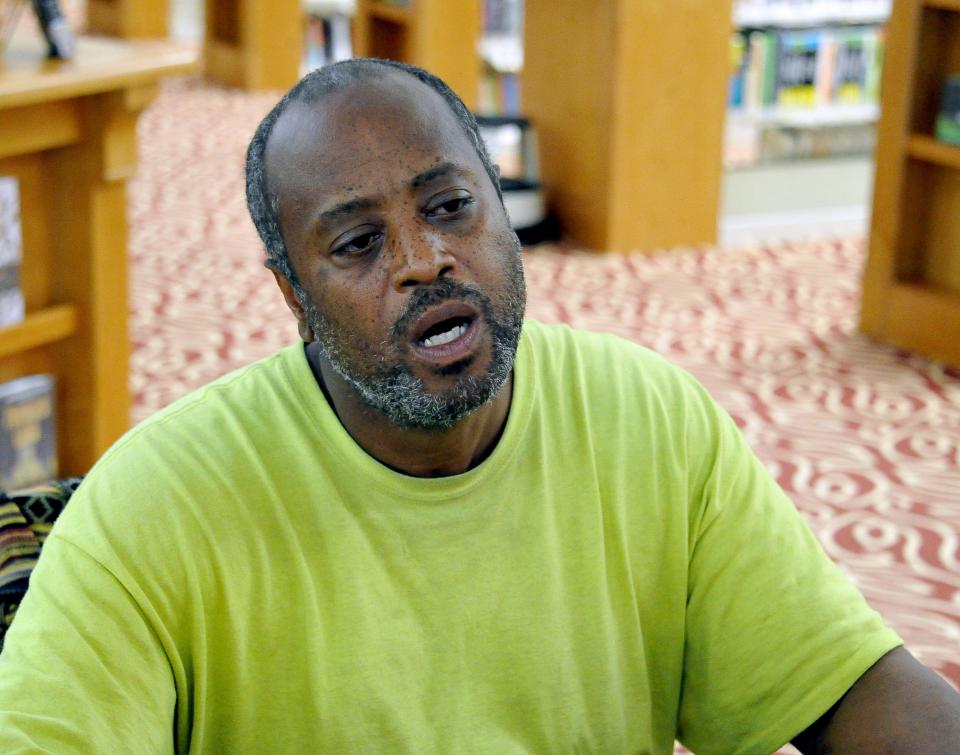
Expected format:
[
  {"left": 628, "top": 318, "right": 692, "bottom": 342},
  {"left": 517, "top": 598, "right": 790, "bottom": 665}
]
[
  {"left": 353, "top": 0, "right": 482, "bottom": 109},
  {"left": 0, "top": 36, "right": 196, "bottom": 475},
  {"left": 861, "top": 0, "right": 960, "bottom": 366}
]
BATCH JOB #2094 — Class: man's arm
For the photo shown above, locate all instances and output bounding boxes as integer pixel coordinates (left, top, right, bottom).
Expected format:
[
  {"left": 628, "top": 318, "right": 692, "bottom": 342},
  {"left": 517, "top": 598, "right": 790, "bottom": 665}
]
[
  {"left": 792, "top": 647, "right": 960, "bottom": 753},
  {"left": 0, "top": 533, "right": 176, "bottom": 751}
]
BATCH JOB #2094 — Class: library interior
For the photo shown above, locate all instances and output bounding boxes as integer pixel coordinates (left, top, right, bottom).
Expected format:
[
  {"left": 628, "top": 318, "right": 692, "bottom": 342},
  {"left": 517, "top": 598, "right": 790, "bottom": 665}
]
[{"left": 0, "top": 0, "right": 959, "bottom": 752}]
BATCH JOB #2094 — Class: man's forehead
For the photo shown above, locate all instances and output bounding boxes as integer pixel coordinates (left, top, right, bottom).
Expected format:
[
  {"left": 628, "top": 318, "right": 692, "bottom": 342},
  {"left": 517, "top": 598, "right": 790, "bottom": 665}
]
[{"left": 266, "top": 73, "right": 470, "bottom": 177}]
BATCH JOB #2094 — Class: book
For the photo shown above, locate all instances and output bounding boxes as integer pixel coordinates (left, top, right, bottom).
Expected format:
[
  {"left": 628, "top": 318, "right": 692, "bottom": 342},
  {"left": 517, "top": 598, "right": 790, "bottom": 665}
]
[
  {"left": 728, "top": 31, "right": 748, "bottom": 109},
  {"left": 777, "top": 30, "right": 820, "bottom": 107},
  {"left": 935, "top": 75, "right": 960, "bottom": 147},
  {"left": 478, "top": 67, "right": 522, "bottom": 117},
  {"left": 834, "top": 27, "right": 869, "bottom": 103},
  {"left": 0, "top": 176, "right": 24, "bottom": 329},
  {"left": 0, "top": 375, "right": 57, "bottom": 490},
  {"left": 725, "top": 20, "right": 886, "bottom": 166}
]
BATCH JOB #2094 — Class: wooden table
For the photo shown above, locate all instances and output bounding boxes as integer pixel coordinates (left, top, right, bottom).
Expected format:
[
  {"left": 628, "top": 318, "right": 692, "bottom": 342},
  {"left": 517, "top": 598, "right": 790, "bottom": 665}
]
[{"left": 0, "top": 35, "right": 197, "bottom": 475}]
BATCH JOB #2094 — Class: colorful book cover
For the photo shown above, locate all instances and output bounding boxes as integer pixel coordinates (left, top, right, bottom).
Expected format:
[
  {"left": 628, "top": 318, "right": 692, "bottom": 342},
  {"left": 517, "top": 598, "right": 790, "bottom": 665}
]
[
  {"left": 834, "top": 27, "right": 869, "bottom": 104},
  {"left": 0, "top": 176, "right": 24, "bottom": 329},
  {"left": 0, "top": 375, "right": 57, "bottom": 490},
  {"left": 777, "top": 30, "right": 820, "bottom": 108}
]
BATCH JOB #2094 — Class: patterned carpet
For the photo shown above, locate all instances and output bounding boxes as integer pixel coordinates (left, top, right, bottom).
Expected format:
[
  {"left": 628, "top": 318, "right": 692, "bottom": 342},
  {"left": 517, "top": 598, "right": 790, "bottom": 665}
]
[{"left": 129, "top": 78, "right": 960, "bottom": 698}]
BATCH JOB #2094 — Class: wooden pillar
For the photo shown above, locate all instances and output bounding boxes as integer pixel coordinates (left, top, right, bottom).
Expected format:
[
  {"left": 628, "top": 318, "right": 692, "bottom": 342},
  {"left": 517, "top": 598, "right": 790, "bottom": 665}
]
[
  {"left": 522, "top": 0, "right": 733, "bottom": 252},
  {"left": 408, "top": 0, "right": 481, "bottom": 110}
]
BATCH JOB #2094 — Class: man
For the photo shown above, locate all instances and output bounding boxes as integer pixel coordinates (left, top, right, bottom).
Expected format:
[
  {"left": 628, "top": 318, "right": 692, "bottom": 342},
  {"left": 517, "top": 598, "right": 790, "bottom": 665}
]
[{"left": 0, "top": 58, "right": 957, "bottom": 753}]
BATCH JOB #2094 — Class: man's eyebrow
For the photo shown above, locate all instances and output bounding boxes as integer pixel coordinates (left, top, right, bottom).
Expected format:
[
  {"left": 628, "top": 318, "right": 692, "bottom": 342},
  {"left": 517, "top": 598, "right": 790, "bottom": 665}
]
[
  {"left": 317, "top": 196, "right": 381, "bottom": 228},
  {"left": 410, "top": 162, "right": 464, "bottom": 188}
]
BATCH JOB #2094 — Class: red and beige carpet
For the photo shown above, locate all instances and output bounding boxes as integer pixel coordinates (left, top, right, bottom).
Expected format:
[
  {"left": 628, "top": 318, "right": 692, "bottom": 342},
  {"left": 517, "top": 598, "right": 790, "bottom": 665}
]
[{"left": 129, "top": 78, "right": 960, "bottom": 696}]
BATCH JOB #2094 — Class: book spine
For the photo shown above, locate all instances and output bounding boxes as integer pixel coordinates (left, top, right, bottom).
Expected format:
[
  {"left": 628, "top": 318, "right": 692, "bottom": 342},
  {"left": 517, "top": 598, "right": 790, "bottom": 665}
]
[
  {"left": 746, "top": 30, "right": 766, "bottom": 110},
  {"left": 0, "top": 177, "right": 24, "bottom": 329},
  {"left": 815, "top": 28, "right": 836, "bottom": 106},
  {"left": 762, "top": 30, "right": 780, "bottom": 107},
  {"left": 0, "top": 375, "right": 57, "bottom": 489},
  {"left": 729, "top": 32, "right": 746, "bottom": 109}
]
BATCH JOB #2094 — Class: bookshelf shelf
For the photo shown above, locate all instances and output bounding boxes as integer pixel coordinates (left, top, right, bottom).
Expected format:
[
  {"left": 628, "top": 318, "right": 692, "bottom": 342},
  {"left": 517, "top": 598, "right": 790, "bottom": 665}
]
[
  {"left": 734, "top": 5, "right": 890, "bottom": 28},
  {"left": 922, "top": 0, "right": 960, "bottom": 11},
  {"left": 881, "top": 282, "right": 960, "bottom": 356},
  {"left": 367, "top": 2, "right": 410, "bottom": 24},
  {"left": 0, "top": 307, "right": 78, "bottom": 360},
  {"left": 907, "top": 133, "right": 960, "bottom": 168},
  {"left": 729, "top": 103, "right": 879, "bottom": 128}
]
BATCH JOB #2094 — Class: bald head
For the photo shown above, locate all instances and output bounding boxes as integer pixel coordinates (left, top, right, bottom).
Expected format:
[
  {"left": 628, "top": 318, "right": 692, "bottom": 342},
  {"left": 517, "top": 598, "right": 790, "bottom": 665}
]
[{"left": 245, "top": 59, "right": 502, "bottom": 288}]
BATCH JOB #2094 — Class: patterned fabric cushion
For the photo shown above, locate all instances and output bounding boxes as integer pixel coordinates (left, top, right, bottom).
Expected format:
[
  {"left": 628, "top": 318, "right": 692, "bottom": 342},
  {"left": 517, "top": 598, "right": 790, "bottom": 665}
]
[{"left": 0, "top": 477, "right": 83, "bottom": 650}]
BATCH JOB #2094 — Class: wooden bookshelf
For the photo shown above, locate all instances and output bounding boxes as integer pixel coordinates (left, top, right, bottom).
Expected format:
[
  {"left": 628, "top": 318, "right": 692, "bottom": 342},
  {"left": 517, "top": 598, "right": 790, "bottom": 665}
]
[
  {"left": 203, "top": 0, "right": 303, "bottom": 91},
  {"left": 861, "top": 0, "right": 960, "bottom": 366},
  {"left": 522, "top": 0, "right": 733, "bottom": 252},
  {"left": 0, "top": 35, "right": 197, "bottom": 475},
  {"left": 353, "top": 0, "right": 481, "bottom": 109}
]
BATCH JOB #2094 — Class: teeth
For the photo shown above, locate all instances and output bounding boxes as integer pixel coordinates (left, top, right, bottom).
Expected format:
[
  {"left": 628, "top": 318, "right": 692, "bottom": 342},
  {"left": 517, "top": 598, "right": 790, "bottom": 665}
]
[{"left": 422, "top": 323, "right": 467, "bottom": 348}]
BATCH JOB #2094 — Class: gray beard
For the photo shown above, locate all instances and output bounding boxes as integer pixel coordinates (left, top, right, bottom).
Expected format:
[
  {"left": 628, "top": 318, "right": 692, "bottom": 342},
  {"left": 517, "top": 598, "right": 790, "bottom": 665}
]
[{"left": 299, "top": 237, "right": 526, "bottom": 431}]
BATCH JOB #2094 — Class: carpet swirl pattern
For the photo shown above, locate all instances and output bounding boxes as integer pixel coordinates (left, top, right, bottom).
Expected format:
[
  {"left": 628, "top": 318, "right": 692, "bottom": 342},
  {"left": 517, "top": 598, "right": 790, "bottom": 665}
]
[{"left": 129, "top": 78, "right": 960, "bottom": 698}]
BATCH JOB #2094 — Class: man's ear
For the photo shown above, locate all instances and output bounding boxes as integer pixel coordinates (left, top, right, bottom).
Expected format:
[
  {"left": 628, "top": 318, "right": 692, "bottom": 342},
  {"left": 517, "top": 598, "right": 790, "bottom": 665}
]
[{"left": 267, "top": 263, "right": 315, "bottom": 342}]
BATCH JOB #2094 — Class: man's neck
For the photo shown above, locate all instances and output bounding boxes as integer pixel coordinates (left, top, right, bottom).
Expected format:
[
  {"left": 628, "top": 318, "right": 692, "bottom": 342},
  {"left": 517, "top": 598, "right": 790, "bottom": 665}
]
[{"left": 305, "top": 342, "right": 513, "bottom": 478}]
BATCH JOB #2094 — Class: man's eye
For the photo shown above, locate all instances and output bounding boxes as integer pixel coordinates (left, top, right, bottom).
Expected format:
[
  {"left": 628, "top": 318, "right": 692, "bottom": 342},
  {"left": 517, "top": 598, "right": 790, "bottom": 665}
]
[
  {"left": 428, "top": 194, "right": 474, "bottom": 218},
  {"left": 332, "top": 231, "right": 381, "bottom": 257}
]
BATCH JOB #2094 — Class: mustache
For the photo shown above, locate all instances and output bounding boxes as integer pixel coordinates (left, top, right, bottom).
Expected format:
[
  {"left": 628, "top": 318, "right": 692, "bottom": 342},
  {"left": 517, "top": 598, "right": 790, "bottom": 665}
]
[{"left": 390, "top": 278, "right": 494, "bottom": 340}]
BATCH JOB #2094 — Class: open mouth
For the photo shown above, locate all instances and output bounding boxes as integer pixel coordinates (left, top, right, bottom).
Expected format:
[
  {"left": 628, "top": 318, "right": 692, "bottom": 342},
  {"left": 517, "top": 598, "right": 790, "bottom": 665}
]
[
  {"left": 410, "top": 301, "right": 482, "bottom": 365},
  {"left": 418, "top": 316, "right": 473, "bottom": 347}
]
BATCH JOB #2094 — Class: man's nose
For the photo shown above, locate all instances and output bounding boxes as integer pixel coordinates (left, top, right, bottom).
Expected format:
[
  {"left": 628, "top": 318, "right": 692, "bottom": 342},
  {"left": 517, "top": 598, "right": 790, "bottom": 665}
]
[{"left": 391, "top": 225, "right": 455, "bottom": 291}]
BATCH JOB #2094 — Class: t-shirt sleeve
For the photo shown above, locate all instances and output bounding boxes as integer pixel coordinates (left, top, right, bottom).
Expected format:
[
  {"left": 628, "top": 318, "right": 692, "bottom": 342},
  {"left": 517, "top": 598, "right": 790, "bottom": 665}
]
[
  {"left": 675, "top": 376, "right": 902, "bottom": 755},
  {"left": 0, "top": 533, "right": 176, "bottom": 752}
]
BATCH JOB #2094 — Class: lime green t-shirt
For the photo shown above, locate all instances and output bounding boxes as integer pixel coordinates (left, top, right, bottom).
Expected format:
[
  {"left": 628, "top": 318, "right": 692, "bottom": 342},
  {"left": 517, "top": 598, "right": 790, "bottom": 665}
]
[{"left": 0, "top": 320, "right": 899, "bottom": 754}]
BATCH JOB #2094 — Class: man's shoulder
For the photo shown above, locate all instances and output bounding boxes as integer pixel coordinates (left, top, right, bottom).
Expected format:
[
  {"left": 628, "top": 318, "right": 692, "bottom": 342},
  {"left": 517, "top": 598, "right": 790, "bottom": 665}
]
[
  {"left": 145, "top": 342, "right": 301, "bottom": 420},
  {"left": 521, "top": 318, "right": 690, "bottom": 388},
  {"left": 88, "top": 343, "right": 307, "bottom": 480},
  {"left": 50, "top": 344, "right": 312, "bottom": 551}
]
